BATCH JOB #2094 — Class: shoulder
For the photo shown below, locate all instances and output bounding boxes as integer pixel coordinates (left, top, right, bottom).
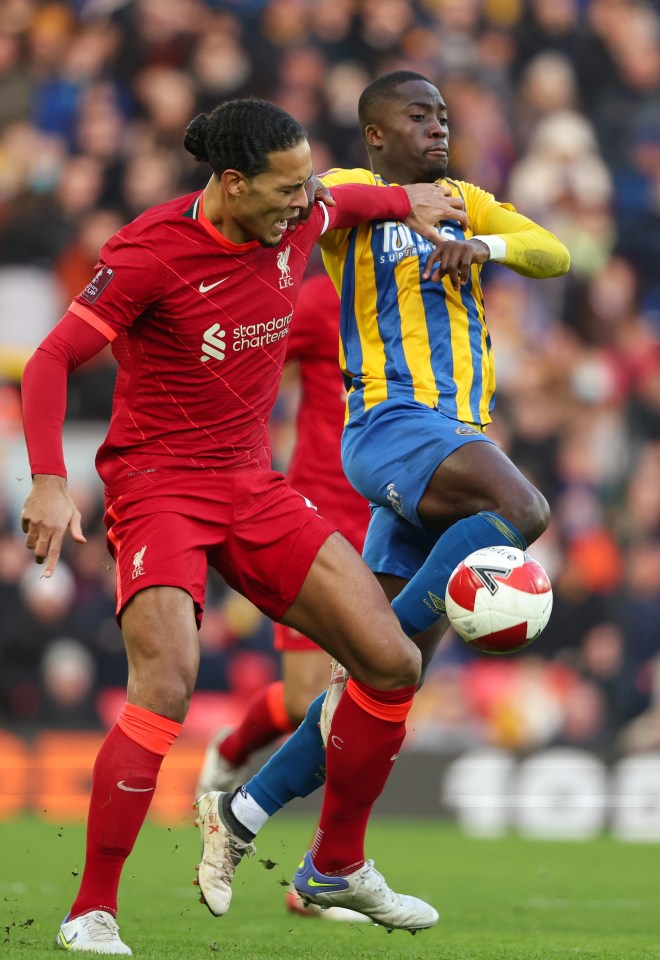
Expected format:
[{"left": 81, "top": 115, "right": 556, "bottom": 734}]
[
  {"left": 101, "top": 192, "right": 201, "bottom": 267},
  {"left": 119, "top": 192, "right": 201, "bottom": 243},
  {"left": 320, "top": 167, "right": 377, "bottom": 188},
  {"left": 444, "top": 179, "right": 517, "bottom": 216}
]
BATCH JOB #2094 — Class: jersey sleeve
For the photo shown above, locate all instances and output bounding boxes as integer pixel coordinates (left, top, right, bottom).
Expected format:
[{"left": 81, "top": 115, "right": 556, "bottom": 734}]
[
  {"left": 460, "top": 181, "right": 571, "bottom": 279},
  {"left": 323, "top": 183, "right": 410, "bottom": 232},
  {"left": 22, "top": 312, "right": 113, "bottom": 478},
  {"left": 69, "top": 230, "right": 168, "bottom": 336}
]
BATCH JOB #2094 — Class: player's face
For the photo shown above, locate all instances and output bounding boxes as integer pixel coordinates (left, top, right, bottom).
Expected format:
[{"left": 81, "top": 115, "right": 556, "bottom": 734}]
[
  {"left": 237, "top": 141, "right": 314, "bottom": 247},
  {"left": 367, "top": 80, "right": 450, "bottom": 185}
]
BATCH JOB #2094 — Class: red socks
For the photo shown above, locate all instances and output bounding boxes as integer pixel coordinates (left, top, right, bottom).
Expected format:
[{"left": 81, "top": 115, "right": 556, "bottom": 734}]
[
  {"left": 220, "top": 681, "right": 295, "bottom": 767},
  {"left": 69, "top": 703, "right": 181, "bottom": 919},
  {"left": 311, "top": 678, "right": 415, "bottom": 875}
]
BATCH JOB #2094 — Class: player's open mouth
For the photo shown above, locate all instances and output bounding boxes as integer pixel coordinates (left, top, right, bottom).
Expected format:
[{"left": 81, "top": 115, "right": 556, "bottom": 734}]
[{"left": 274, "top": 216, "right": 299, "bottom": 234}]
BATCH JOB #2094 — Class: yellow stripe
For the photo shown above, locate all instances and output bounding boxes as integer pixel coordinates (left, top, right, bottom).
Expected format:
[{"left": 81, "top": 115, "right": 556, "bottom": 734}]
[
  {"left": 447, "top": 287, "right": 474, "bottom": 422},
  {"left": 395, "top": 257, "right": 438, "bottom": 407}
]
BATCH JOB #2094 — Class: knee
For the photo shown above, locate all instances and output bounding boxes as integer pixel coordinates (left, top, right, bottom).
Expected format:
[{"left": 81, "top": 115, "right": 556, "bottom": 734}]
[
  {"left": 353, "top": 637, "right": 421, "bottom": 691},
  {"left": 128, "top": 662, "right": 196, "bottom": 723},
  {"left": 501, "top": 486, "right": 550, "bottom": 546},
  {"left": 520, "top": 488, "right": 550, "bottom": 544}
]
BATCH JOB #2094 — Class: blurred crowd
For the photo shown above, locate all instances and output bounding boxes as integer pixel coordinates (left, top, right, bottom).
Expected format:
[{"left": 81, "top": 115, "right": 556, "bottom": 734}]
[{"left": 1, "top": 0, "right": 659, "bottom": 759}]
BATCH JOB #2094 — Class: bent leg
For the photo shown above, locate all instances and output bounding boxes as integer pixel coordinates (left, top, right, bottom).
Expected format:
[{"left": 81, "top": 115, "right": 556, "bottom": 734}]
[
  {"left": 417, "top": 440, "right": 549, "bottom": 539},
  {"left": 282, "top": 534, "right": 420, "bottom": 875},
  {"left": 196, "top": 644, "right": 329, "bottom": 796},
  {"left": 282, "top": 532, "right": 420, "bottom": 689},
  {"left": 376, "top": 572, "right": 448, "bottom": 676},
  {"left": 243, "top": 692, "right": 327, "bottom": 818},
  {"left": 393, "top": 442, "right": 549, "bottom": 638}
]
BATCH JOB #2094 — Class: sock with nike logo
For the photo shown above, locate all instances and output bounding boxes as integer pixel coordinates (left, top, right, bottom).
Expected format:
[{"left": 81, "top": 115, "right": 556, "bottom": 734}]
[{"left": 69, "top": 704, "right": 182, "bottom": 919}]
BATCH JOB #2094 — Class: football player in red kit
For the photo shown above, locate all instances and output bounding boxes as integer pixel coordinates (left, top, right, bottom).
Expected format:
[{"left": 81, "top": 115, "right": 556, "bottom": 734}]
[{"left": 20, "top": 99, "right": 466, "bottom": 952}]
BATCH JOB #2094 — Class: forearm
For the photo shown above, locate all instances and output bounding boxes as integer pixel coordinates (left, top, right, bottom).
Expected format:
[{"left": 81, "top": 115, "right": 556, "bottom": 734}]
[
  {"left": 22, "top": 347, "right": 70, "bottom": 478},
  {"left": 327, "top": 183, "right": 411, "bottom": 229},
  {"left": 21, "top": 311, "right": 111, "bottom": 477},
  {"left": 477, "top": 208, "right": 571, "bottom": 278}
]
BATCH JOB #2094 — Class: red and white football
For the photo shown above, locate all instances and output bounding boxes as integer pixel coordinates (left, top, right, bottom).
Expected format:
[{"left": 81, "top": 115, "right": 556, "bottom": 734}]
[{"left": 445, "top": 546, "right": 553, "bottom": 654}]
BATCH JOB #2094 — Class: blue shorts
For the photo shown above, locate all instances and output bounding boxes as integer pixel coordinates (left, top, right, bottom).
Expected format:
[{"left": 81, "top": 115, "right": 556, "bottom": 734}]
[
  {"left": 341, "top": 397, "right": 494, "bottom": 528},
  {"left": 362, "top": 504, "right": 441, "bottom": 580}
]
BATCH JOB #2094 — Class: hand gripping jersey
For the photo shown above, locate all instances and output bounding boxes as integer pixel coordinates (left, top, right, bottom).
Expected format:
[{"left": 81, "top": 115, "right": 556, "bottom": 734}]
[{"left": 319, "top": 167, "right": 569, "bottom": 428}]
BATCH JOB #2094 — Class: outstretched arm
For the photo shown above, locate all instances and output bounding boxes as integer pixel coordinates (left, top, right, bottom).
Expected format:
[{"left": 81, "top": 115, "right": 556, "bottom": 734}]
[
  {"left": 473, "top": 205, "right": 571, "bottom": 279},
  {"left": 21, "top": 313, "right": 111, "bottom": 576},
  {"left": 423, "top": 205, "right": 570, "bottom": 288}
]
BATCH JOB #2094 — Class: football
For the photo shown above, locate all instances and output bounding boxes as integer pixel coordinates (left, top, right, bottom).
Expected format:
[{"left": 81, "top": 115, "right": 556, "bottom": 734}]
[{"left": 445, "top": 546, "right": 553, "bottom": 654}]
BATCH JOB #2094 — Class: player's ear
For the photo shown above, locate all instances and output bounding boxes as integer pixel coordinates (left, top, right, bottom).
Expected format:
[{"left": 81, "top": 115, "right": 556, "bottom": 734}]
[
  {"left": 221, "top": 169, "right": 248, "bottom": 197},
  {"left": 364, "top": 123, "right": 384, "bottom": 149}
]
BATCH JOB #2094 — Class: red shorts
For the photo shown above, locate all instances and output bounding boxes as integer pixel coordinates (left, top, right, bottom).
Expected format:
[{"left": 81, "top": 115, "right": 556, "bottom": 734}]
[
  {"left": 103, "top": 469, "right": 336, "bottom": 625},
  {"left": 273, "top": 621, "right": 319, "bottom": 652}
]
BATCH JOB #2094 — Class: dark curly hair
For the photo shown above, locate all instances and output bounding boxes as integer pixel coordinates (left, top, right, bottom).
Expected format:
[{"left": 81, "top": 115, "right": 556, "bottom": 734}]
[
  {"left": 184, "top": 98, "right": 306, "bottom": 178},
  {"left": 358, "top": 71, "right": 432, "bottom": 129}
]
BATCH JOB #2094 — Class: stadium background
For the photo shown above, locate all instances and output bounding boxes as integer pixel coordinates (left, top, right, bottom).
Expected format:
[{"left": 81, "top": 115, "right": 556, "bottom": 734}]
[{"left": 0, "top": 0, "right": 659, "bottom": 835}]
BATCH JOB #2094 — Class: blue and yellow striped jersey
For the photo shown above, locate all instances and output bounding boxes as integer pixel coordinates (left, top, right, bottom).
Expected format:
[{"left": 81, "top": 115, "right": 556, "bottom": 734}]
[{"left": 319, "top": 167, "right": 545, "bottom": 426}]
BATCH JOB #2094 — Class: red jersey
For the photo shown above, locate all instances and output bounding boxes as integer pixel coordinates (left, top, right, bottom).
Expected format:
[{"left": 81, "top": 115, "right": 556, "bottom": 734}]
[
  {"left": 30, "top": 186, "right": 408, "bottom": 492},
  {"left": 285, "top": 274, "right": 370, "bottom": 550}
]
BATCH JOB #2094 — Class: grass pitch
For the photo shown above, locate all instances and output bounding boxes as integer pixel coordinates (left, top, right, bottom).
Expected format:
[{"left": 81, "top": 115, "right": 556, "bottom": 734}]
[{"left": 1, "top": 813, "right": 659, "bottom": 959}]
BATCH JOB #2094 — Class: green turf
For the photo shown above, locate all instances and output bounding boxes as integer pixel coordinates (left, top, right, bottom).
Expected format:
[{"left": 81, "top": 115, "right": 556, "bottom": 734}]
[{"left": 1, "top": 814, "right": 659, "bottom": 959}]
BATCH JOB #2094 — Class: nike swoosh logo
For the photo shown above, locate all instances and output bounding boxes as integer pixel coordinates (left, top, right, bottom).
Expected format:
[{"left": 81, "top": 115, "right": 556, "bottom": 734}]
[
  {"left": 199, "top": 278, "right": 228, "bottom": 293},
  {"left": 116, "top": 780, "right": 155, "bottom": 793},
  {"left": 307, "top": 878, "right": 346, "bottom": 889},
  {"left": 58, "top": 930, "right": 77, "bottom": 948}
]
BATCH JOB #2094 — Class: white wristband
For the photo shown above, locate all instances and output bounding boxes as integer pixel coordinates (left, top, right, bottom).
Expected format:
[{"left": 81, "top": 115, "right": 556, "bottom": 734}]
[{"left": 472, "top": 234, "right": 507, "bottom": 262}]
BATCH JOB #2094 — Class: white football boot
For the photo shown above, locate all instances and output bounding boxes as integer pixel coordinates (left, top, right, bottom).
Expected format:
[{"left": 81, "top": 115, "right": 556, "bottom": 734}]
[
  {"left": 56, "top": 911, "right": 132, "bottom": 955},
  {"left": 196, "top": 726, "right": 248, "bottom": 797},
  {"left": 285, "top": 884, "right": 371, "bottom": 923},
  {"left": 194, "top": 791, "right": 255, "bottom": 916},
  {"left": 293, "top": 851, "right": 439, "bottom": 933}
]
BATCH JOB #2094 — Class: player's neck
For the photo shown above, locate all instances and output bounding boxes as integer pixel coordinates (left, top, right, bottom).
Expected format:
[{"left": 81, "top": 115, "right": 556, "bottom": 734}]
[
  {"left": 201, "top": 180, "right": 250, "bottom": 245},
  {"left": 370, "top": 160, "right": 436, "bottom": 188}
]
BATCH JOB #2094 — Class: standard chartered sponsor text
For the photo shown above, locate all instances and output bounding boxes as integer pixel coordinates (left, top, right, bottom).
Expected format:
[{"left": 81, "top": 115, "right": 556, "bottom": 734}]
[{"left": 233, "top": 312, "right": 293, "bottom": 350}]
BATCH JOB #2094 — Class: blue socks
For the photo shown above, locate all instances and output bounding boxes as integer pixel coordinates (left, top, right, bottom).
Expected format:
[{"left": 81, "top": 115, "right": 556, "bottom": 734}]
[
  {"left": 392, "top": 511, "right": 526, "bottom": 637},
  {"left": 244, "top": 693, "right": 326, "bottom": 815}
]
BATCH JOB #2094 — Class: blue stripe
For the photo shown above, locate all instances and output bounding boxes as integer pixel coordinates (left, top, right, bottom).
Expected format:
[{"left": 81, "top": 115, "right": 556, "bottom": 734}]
[
  {"left": 340, "top": 229, "right": 365, "bottom": 419},
  {"left": 487, "top": 327, "right": 496, "bottom": 416},
  {"left": 371, "top": 224, "right": 414, "bottom": 403}
]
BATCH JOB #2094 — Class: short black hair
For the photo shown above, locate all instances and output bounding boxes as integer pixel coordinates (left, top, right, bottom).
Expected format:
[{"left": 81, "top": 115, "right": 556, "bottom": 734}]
[
  {"left": 184, "top": 98, "right": 306, "bottom": 178},
  {"left": 358, "top": 71, "right": 432, "bottom": 129}
]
